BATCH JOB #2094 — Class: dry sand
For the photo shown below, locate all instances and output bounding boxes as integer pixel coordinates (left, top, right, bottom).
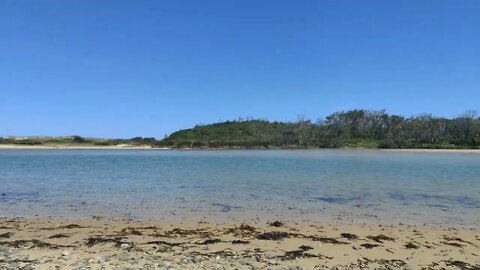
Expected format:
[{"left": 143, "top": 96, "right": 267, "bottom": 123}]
[
  {"left": 0, "top": 144, "right": 167, "bottom": 150},
  {"left": 0, "top": 218, "right": 478, "bottom": 270},
  {"left": 1, "top": 144, "right": 479, "bottom": 153}
]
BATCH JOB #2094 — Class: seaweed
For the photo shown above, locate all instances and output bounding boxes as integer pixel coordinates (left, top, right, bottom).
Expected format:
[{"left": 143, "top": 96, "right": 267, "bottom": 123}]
[
  {"left": 145, "top": 240, "right": 184, "bottom": 246},
  {"left": 156, "top": 228, "right": 211, "bottom": 238},
  {"left": 0, "top": 232, "right": 13, "bottom": 239},
  {"left": 280, "top": 250, "right": 307, "bottom": 260},
  {"left": 442, "top": 241, "right": 463, "bottom": 248},
  {"left": 85, "top": 235, "right": 126, "bottom": 247},
  {"left": 119, "top": 227, "right": 143, "bottom": 236},
  {"left": 0, "top": 239, "right": 73, "bottom": 249},
  {"left": 268, "top": 221, "right": 284, "bottom": 227},
  {"left": 340, "top": 233, "right": 358, "bottom": 240},
  {"left": 360, "top": 243, "right": 379, "bottom": 249},
  {"left": 224, "top": 224, "right": 257, "bottom": 237},
  {"left": 231, "top": 239, "right": 250, "bottom": 244},
  {"left": 256, "top": 231, "right": 288, "bottom": 240},
  {"left": 444, "top": 236, "right": 477, "bottom": 247},
  {"left": 277, "top": 249, "right": 328, "bottom": 261},
  {"left": 366, "top": 234, "right": 395, "bottom": 243},
  {"left": 404, "top": 242, "right": 419, "bottom": 249},
  {"left": 310, "top": 236, "right": 348, "bottom": 245},
  {"left": 59, "top": 224, "right": 83, "bottom": 229},
  {"left": 299, "top": 245, "right": 313, "bottom": 251},
  {"left": 445, "top": 260, "right": 480, "bottom": 270},
  {"left": 199, "top": 239, "right": 221, "bottom": 245},
  {"left": 49, "top": 233, "right": 70, "bottom": 239}
]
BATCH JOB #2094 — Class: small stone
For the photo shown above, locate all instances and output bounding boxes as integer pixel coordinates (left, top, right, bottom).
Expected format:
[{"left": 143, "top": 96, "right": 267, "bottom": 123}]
[
  {"left": 61, "top": 251, "right": 69, "bottom": 256},
  {"left": 120, "top": 243, "right": 130, "bottom": 250},
  {"left": 267, "top": 260, "right": 277, "bottom": 265}
]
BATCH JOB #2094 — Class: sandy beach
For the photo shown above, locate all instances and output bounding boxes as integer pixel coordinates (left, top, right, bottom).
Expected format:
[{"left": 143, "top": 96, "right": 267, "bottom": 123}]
[
  {"left": 0, "top": 218, "right": 478, "bottom": 270},
  {"left": 1, "top": 144, "right": 479, "bottom": 153},
  {"left": 0, "top": 144, "right": 169, "bottom": 150}
]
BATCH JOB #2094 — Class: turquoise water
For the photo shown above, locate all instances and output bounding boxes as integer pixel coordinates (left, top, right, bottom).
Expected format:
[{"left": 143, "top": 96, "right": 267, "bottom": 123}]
[{"left": 0, "top": 149, "right": 479, "bottom": 227}]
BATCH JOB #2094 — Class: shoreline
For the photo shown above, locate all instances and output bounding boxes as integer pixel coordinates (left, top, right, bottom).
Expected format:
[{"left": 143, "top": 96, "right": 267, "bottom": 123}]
[
  {"left": 0, "top": 144, "right": 171, "bottom": 150},
  {"left": 1, "top": 144, "right": 480, "bottom": 153},
  {"left": 1, "top": 217, "right": 478, "bottom": 269}
]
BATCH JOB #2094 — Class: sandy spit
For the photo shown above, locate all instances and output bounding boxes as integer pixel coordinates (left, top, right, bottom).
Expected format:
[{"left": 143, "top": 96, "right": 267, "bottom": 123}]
[
  {"left": 1, "top": 144, "right": 480, "bottom": 153},
  {"left": 0, "top": 144, "right": 171, "bottom": 150}
]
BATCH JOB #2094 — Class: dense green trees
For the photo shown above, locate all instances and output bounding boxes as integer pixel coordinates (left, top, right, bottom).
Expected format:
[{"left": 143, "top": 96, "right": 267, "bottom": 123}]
[
  {"left": 160, "top": 110, "right": 480, "bottom": 149},
  {"left": 2, "top": 110, "right": 479, "bottom": 149}
]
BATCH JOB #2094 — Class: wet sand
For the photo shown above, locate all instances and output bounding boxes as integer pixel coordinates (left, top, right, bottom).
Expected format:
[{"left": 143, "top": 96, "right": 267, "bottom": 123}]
[{"left": 0, "top": 218, "right": 479, "bottom": 270}]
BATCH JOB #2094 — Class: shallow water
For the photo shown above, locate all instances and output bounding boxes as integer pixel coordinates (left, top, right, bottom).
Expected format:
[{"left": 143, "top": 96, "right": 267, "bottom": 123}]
[{"left": 0, "top": 149, "right": 479, "bottom": 227}]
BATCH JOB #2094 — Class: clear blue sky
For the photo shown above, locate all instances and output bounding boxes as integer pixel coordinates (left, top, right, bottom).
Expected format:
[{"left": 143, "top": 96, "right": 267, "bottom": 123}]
[{"left": 1, "top": 1, "right": 479, "bottom": 138}]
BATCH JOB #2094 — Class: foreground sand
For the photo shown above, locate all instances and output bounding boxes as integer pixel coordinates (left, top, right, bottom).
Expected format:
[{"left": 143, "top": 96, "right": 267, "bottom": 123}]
[{"left": 0, "top": 218, "right": 479, "bottom": 270}]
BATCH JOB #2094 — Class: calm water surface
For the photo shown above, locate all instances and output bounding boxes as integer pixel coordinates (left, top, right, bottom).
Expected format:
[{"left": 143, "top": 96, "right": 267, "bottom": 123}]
[{"left": 0, "top": 149, "right": 479, "bottom": 227}]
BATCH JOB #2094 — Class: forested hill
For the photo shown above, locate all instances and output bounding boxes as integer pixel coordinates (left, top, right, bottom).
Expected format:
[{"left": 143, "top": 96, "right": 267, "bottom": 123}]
[{"left": 159, "top": 110, "right": 480, "bottom": 149}]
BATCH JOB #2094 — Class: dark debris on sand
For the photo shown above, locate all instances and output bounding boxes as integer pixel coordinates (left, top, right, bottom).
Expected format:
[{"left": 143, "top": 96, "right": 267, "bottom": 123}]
[
  {"left": 156, "top": 228, "right": 212, "bottom": 238},
  {"left": 119, "top": 227, "right": 143, "bottom": 236},
  {"left": 145, "top": 240, "right": 184, "bottom": 246},
  {"left": 0, "top": 239, "right": 73, "bottom": 249},
  {"left": 48, "top": 233, "right": 70, "bottom": 239},
  {"left": 59, "top": 224, "right": 83, "bottom": 229},
  {"left": 445, "top": 260, "right": 480, "bottom": 270},
  {"left": 442, "top": 241, "right": 464, "bottom": 248},
  {"left": 199, "top": 239, "right": 221, "bottom": 245},
  {"left": 360, "top": 243, "right": 380, "bottom": 249},
  {"left": 404, "top": 242, "right": 420, "bottom": 249},
  {"left": 299, "top": 245, "right": 314, "bottom": 251},
  {"left": 256, "top": 231, "right": 288, "bottom": 241},
  {"left": 224, "top": 224, "right": 257, "bottom": 237},
  {"left": 310, "top": 236, "right": 348, "bottom": 245},
  {"left": 279, "top": 250, "right": 314, "bottom": 260},
  {"left": 268, "top": 220, "right": 284, "bottom": 227},
  {"left": 0, "top": 232, "right": 13, "bottom": 239},
  {"left": 231, "top": 239, "right": 250, "bottom": 244},
  {"left": 340, "top": 232, "right": 358, "bottom": 240},
  {"left": 367, "top": 234, "right": 395, "bottom": 243},
  {"left": 85, "top": 235, "right": 127, "bottom": 247}
]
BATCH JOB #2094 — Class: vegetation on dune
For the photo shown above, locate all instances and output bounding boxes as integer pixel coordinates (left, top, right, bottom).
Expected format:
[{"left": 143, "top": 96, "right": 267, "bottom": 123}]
[
  {"left": 159, "top": 110, "right": 480, "bottom": 149},
  {"left": 1, "top": 110, "right": 479, "bottom": 149},
  {"left": 0, "top": 136, "right": 159, "bottom": 147}
]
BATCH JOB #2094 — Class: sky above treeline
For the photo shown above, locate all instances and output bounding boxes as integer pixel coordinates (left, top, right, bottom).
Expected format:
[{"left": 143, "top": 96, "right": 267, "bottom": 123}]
[{"left": 1, "top": 1, "right": 479, "bottom": 138}]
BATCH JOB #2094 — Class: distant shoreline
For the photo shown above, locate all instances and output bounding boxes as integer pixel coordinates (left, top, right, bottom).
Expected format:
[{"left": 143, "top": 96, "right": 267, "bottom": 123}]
[
  {"left": 0, "top": 144, "right": 170, "bottom": 150},
  {"left": 1, "top": 144, "right": 480, "bottom": 153}
]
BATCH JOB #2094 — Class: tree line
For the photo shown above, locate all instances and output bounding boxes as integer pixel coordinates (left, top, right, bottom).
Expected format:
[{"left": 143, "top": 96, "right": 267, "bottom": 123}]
[{"left": 159, "top": 109, "right": 480, "bottom": 149}]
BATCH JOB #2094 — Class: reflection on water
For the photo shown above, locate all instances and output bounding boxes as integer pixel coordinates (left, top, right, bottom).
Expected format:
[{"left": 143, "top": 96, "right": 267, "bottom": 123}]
[{"left": 0, "top": 149, "right": 479, "bottom": 227}]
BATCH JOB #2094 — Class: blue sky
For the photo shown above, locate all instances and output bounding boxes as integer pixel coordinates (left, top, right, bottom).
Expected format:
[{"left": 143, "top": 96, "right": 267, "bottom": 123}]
[{"left": 1, "top": 1, "right": 479, "bottom": 138}]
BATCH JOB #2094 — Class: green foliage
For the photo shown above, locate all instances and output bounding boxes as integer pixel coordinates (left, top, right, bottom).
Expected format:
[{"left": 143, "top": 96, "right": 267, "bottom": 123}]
[
  {"left": 72, "top": 135, "right": 88, "bottom": 143},
  {"left": 13, "top": 140, "right": 43, "bottom": 145},
  {"left": 161, "top": 110, "right": 480, "bottom": 149},
  {"left": 1, "top": 109, "right": 479, "bottom": 150},
  {"left": 129, "top": 137, "right": 157, "bottom": 145},
  {"left": 93, "top": 141, "right": 112, "bottom": 146}
]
